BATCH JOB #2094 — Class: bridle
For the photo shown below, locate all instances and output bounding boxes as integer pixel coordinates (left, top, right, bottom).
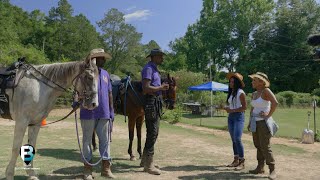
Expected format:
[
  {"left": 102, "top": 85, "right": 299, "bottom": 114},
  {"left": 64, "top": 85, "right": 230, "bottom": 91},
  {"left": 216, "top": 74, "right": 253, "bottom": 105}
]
[
  {"left": 27, "top": 62, "right": 98, "bottom": 127},
  {"left": 162, "top": 80, "right": 176, "bottom": 108},
  {"left": 72, "top": 66, "right": 98, "bottom": 103}
]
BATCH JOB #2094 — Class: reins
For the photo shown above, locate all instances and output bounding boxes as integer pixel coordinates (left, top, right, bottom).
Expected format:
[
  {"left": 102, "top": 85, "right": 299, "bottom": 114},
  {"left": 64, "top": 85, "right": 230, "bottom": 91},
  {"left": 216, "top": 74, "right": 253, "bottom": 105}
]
[
  {"left": 123, "top": 76, "right": 144, "bottom": 123},
  {"left": 26, "top": 62, "right": 93, "bottom": 127}
]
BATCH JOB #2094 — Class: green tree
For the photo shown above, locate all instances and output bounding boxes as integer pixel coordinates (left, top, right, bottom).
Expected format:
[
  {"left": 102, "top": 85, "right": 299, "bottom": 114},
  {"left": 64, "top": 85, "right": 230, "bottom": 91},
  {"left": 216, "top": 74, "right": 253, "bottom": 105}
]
[
  {"left": 249, "top": 0, "right": 320, "bottom": 92},
  {"left": 0, "top": 1, "right": 48, "bottom": 65},
  {"left": 67, "top": 14, "right": 102, "bottom": 60},
  {"left": 45, "top": 0, "right": 101, "bottom": 61},
  {"left": 46, "top": 0, "right": 74, "bottom": 61},
  {"left": 97, "top": 8, "right": 142, "bottom": 74}
]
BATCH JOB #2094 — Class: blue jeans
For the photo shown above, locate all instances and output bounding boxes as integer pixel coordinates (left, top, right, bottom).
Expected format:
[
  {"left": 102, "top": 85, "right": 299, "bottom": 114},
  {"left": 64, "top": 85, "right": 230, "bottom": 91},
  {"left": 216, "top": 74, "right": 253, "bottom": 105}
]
[
  {"left": 81, "top": 118, "right": 112, "bottom": 161},
  {"left": 228, "top": 112, "right": 245, "bottom": 158}
]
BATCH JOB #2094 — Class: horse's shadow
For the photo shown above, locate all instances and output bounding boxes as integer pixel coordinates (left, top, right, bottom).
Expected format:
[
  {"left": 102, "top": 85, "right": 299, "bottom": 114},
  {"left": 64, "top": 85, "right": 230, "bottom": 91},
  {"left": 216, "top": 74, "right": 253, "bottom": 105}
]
[
  {"left": 37, "top": 148, "right": 81, "bottom": 162},
  {"left": 2, "top": 174, "right": 82, "bottom": 180},
  {"left": 50, "top": 162, "right": 141, "bottom": 175}
]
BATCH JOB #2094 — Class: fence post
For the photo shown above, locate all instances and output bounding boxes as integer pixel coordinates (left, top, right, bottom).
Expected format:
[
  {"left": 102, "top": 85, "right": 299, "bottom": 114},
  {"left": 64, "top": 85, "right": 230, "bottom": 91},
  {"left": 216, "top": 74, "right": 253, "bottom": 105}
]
[{"left": 313, "top": 98, "right": 317, "bottom": 141}]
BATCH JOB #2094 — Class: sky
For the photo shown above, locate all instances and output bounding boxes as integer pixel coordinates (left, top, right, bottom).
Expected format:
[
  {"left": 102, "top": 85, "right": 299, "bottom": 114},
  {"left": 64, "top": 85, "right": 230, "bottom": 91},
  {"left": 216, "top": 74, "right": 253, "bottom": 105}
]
[{"left": 10, "top": 0, "right": 203, "bottom": 51}]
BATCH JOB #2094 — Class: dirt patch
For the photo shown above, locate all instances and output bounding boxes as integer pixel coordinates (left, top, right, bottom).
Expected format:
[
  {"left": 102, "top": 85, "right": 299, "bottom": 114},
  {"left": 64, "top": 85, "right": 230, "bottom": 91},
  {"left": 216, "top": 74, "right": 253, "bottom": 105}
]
[{"left": 176, "top": 123, "right": 320, "bottom": 153}]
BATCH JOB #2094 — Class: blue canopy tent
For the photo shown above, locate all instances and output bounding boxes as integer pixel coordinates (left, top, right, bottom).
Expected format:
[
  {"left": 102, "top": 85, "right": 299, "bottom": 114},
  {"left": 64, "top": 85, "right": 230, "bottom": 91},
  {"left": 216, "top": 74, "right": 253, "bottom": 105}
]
[
  {"left": 188, "top": 81, "right": 229, "bottom": 117},
  {"left": 188, "top": 81, "right": 229, "bottom": 92}
]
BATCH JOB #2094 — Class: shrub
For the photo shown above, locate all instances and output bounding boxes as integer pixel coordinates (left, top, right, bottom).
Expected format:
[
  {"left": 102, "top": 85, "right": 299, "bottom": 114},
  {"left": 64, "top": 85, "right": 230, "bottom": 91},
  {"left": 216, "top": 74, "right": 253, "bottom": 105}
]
[
  {"left": 55, "top": 90, "right": 73, "bottom": 108},
  {"left": 277, "top": 91, "right": 297, "bottom": 108},
  {"left": 171, "top": 70, "right": 206, "bottom": 94},
  {"left": 312, "top": 88, "right": 320, "bottom": 97},
  {"left": 276, "top": 91, "right": 319, "bottom": 108},
  {"left": 162, "top": 106, "right": 182, "bottom": 124}
]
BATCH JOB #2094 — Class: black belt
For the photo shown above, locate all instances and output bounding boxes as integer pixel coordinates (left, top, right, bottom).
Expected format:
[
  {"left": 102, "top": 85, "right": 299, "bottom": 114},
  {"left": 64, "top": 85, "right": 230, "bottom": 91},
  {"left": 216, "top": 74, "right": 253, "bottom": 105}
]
[{"left": 145, "top": 94, "right": 163, "bottom": 118}]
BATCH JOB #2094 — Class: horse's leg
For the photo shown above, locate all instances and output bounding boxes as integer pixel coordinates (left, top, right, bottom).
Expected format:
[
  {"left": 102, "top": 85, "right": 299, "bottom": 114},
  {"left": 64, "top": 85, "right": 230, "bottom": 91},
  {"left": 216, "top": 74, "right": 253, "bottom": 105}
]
[
  {"left": 92, "top": 130, "right": 97, "bottom": 151},
  {"left": 128, "top": 115, "right": 136, "bottom": 161},
  {"left": 136, "top": 115, "right": 144, "bottom": 159},
  {"left": 6, "top": 121, "right": 28, "bottom": 180},
  {"left": 26, "top": 125, "right": 41, "bottom": 180}
]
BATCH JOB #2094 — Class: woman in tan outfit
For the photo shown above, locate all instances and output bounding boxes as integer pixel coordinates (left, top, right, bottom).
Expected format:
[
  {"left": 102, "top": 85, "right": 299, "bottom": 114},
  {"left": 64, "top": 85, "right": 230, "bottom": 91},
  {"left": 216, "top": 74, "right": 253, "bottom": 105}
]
[{"left": 248, "top": 72, "right": 278, "bottom": 180}]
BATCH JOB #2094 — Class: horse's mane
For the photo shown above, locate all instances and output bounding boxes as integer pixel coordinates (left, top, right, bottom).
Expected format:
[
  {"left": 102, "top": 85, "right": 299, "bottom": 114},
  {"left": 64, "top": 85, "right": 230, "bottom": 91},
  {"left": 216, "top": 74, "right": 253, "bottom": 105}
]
[{"left": 34, "top": 61, "right": 84, "bottom": 82}]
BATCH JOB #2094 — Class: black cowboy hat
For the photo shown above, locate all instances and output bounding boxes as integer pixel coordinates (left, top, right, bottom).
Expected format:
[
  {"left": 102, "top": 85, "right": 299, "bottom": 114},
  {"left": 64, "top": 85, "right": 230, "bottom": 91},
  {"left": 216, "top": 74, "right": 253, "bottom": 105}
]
[{"left": 146, "top": 48, "right": 166, "bottom": 58}]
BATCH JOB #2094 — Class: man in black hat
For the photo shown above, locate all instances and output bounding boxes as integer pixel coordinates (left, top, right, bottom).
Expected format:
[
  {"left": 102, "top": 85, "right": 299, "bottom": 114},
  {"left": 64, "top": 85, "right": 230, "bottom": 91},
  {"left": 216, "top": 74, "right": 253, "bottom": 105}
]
[{"left": 140, "top": 49, "right": 169, "bottom": 175}]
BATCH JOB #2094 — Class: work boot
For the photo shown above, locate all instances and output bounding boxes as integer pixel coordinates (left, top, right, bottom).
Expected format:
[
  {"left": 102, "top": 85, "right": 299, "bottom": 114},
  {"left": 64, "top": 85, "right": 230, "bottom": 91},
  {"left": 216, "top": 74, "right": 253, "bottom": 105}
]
[
  {"left": 140, "top": 149, "right": 159, "bottom": 168},
  {"left": 83, "top": 161, "right": 93, "bottom": 180},
  {"left": 144, "top": 155, "right": 161, "bottom": 175},
  {"left": 101, "top": 160, "right": 116, "bottom": 179},
  {"left": 269, "top": 165, "right": 276, "bottom": 179},
  {"left": 226, "top": 156, "right": 239, "bottom": 167},
  {"left": 235, "top": 158, "right": 245, "bottom": 170},
  {"left": 140, "top": 149, "right": 146, "bottom": 167},
  {"left": 249, "top": 161, "right": 265, "bottom": 174}
]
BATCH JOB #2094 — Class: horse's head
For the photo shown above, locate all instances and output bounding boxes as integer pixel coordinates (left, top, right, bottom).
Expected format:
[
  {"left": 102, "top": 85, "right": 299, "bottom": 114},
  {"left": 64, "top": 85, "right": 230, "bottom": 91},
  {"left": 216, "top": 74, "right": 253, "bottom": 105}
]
[
  {"left": 74, "top": 58, "right": 99, "bottom": 110},
  {"left": 162, "top": 74, "right": 177, "bottom": 110}
]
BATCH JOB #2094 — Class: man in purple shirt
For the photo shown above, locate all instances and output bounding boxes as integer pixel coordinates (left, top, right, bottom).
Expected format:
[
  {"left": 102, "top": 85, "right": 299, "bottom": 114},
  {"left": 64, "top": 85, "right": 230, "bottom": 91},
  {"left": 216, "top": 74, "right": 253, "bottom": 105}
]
[
  {"left": 80, "top": 48, "right": 115, "bottom": 179},
  {"left": 140, "top": 49, "right": 169, "bottom": 175}
]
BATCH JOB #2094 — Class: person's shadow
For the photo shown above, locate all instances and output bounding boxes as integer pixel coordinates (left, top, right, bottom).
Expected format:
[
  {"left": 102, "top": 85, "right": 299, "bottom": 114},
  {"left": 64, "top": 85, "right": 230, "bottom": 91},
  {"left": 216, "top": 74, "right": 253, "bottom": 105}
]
[
  {"left": 178, "top": 172, "right": 266, "bottom": 180},
  {"left": 161, "top": 165, "right": 266, "bottom": 180}
]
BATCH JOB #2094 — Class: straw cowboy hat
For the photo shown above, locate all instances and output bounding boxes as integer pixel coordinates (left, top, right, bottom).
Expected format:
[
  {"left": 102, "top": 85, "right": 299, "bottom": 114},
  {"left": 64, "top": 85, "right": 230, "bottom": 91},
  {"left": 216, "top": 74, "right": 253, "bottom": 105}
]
[
  {"left": 146, "top": 48, "right": 166, "bottom": 58},
  {"left": 249, "top": 72, "right": 270, "bottom": 88},
  {"left": 87, "top": 48, "right": 112, "bottom": 61},
  {"left": 226, "top": 72, "right": 245, "bottom": 88}
]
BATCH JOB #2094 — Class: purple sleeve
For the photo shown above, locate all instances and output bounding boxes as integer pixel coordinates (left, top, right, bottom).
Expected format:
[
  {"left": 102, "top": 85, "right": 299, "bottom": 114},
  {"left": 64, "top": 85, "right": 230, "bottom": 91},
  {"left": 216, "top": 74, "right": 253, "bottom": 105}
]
[{"left": 142, "top": 67, "right": 152, "bottom": 80}]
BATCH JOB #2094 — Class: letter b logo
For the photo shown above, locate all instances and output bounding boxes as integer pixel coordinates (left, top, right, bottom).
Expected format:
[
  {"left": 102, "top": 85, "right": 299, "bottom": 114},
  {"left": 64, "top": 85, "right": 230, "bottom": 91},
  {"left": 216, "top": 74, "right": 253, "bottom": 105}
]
[{"left": 20, "top": 144, "right": 35, "bottom": 166}]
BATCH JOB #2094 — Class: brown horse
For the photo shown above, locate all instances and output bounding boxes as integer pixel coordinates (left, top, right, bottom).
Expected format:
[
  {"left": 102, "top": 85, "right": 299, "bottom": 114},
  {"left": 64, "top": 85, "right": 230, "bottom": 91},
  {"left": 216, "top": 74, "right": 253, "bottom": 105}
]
[
  {"left": 92, "top": 74, "right": 177, "bottom": 160},
  {"left": 125, "top": 74, "right": 177, "bottom": 161}
]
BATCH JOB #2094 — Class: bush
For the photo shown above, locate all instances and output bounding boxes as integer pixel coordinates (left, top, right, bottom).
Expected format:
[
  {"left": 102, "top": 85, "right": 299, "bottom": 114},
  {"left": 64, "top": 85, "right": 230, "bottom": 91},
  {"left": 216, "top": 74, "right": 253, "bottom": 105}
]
[
  {"left": 55, "top": 90, "right": 73, "bottom": 108},
  {"left": 276, "top": 91, "right": 319, "bottom": 108},
  {"left": 277, "top": 91, "right": 296, "bottom": 108},
  {"left": 171, "top": 70, "right": 206, "bottom": 94},
  {"left": 0, "top": 43, "right": 49, "bottom": 65},
  {"left": 312, "top": 88, "right": 320, "bottom": 97},
  {"left": 162, "top": 105, "right": 182, "bottom": 124},
  {"left": 275, "top": 94, "right": 287, "bottom": 108}
]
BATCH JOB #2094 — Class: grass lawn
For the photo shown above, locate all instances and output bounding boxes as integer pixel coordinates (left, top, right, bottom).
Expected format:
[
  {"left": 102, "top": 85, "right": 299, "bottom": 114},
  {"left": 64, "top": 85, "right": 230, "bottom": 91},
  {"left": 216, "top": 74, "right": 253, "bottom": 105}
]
[
  {"left": 172, "top": 108, "right": 320, "bottom": 139},
  {"left": 1, "top": 108, "right": 320, "bottom": 179}
]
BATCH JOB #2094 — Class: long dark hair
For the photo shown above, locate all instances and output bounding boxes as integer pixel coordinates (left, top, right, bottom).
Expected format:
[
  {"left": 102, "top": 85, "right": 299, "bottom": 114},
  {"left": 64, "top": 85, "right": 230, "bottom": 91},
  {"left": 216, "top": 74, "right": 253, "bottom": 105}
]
[{"left": 226, "top": 77, "right": 242, "bottom": 105}]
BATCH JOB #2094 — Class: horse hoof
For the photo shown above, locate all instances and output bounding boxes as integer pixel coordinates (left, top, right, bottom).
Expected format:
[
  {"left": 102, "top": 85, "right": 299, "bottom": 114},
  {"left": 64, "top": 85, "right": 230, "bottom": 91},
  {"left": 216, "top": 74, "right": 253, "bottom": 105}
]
[
  {"left": 130, "top": 156, "right": 136, "bottom": 161},
  {"left": 28, "top": 176, "right": 39, "bottom": 180}
]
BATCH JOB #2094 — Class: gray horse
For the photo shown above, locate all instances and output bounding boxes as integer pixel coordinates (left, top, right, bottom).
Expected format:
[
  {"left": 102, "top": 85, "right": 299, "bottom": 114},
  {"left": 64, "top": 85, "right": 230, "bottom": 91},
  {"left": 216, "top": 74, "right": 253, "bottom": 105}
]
[{"left": 5, "top": 58, "right": 99, "bottom": 180}]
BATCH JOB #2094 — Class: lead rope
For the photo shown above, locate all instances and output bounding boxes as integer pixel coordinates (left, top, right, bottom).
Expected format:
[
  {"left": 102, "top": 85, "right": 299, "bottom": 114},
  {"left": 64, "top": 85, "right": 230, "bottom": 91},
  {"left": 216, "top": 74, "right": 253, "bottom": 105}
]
[
  {"left": 74, "top": 101, "right": 112, "bottom": 166},
  {"left": 123, "top": 76, "right": 130, "bottom": 123}
]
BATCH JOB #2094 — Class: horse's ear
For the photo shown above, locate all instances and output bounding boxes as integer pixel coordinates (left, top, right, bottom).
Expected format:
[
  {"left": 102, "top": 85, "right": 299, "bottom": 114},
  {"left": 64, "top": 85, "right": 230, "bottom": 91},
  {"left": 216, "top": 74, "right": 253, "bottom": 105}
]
[
  {"left": 85, "top": 55, "right": 90, "bottom": 64},
  {"left": 167, "top": 73, "right": 170, "bottom": 80},
  {"left": 85, "top": 57, "right": 95, "bottom": 68},
  {"left": 91, "top": 58, "right": 96, "bottom": 66}
]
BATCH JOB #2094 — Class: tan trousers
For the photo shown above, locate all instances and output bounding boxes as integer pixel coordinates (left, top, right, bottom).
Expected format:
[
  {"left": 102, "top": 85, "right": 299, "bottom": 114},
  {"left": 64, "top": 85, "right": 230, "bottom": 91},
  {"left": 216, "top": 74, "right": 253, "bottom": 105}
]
[{"left": 252, "top": 121, "right": 275, "bottom": 165}]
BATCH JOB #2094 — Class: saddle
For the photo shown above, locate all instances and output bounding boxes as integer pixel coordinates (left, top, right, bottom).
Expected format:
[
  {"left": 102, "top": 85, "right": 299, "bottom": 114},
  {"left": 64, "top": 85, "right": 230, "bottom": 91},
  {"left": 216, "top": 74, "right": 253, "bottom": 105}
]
[
  {"left": 110, "top": 75, "right": 143, "bottom": 115},
  {"left": 0, "top": 57, "right": 27, "bottom": 119},
  {"left": 110, "top": 75, "right": 126, "bottom": 115}
]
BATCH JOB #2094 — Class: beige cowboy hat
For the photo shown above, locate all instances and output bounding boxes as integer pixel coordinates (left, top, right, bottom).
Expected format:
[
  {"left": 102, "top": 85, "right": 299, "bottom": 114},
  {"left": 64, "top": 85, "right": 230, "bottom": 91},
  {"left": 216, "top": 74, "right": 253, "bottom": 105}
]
[
  {"left": 87, "top": 48, "right": 112, "bottom": 61},
  {"left": 146, "top": 48, "right": 166, "bottom": 58},
  {"left": 226, "top": 72, "right": 245, "bottom": 88},
  {"left": 248, "top": 72, "right": 270, "bottom": 87}
]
